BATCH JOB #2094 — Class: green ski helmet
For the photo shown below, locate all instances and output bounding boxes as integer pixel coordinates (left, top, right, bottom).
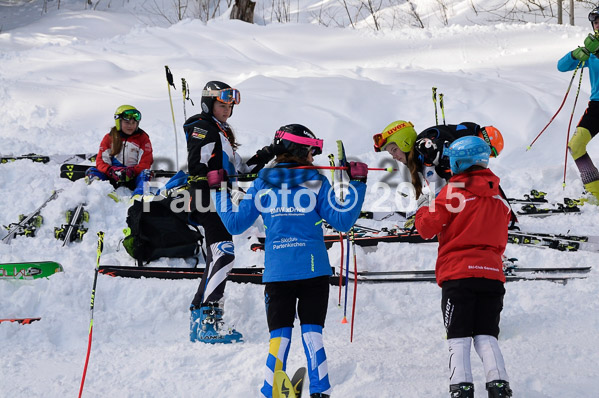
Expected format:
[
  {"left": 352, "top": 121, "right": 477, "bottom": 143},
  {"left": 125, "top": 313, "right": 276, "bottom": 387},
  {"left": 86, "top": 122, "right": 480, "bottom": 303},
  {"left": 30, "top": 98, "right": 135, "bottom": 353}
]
[
  {"left": 114, "top": 105, "right": 141, "bottom": 131},
  {"left": 373, "top": 120, "right": 417, "bottom": 153}
]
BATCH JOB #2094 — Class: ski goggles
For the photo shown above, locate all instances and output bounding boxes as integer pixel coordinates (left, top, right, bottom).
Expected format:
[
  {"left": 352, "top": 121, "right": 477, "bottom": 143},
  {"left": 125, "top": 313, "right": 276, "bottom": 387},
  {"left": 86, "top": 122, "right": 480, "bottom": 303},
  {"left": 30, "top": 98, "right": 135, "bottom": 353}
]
[
  {"left": 275, "top": 130, "right": 323, "bottom": 156},
  {"left": 115, "top": 109, "right": 142, "bottom": 122},
  {"left": 202, "top": 88, "right": 241, "bottom": 105},
  {"left": 479, "top": 127, "right": 499, "bottom": 157},
  {"left": 589, "top": 12, "right": 599, "bottom": 22}
]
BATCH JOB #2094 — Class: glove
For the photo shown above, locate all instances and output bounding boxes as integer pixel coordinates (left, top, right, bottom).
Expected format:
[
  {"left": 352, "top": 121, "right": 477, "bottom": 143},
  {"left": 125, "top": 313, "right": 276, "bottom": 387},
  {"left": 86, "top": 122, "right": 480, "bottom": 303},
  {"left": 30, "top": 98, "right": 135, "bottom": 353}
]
[
  {"left": 415, "top": 138, "right": 441, "bottom": 166},
  {"left": 207, "top": 169, "right": 228, "bottom": 189},
  {"left": 403, "top": 215, "right": 415, "bottom": 229},
  {"left": 107, "top": 166, "right": 135, "bottom": 183},
  {"left": 122, "top": 167, "right": 136, "bottom": 182},
  {"left": 584, "top": 33, "right": 599, "bottom": 54},
  {"left": 347, "top": 161, "right": 368, "bottom": 182},
  {"left": 246, "top": 145, "right": 275, "bottom": 171},
  {"left": 572, "top": 47, "right": 590, "bottom": 62},
  {"left": 416, "top": 192, "right": 432, "bottom": 210}
]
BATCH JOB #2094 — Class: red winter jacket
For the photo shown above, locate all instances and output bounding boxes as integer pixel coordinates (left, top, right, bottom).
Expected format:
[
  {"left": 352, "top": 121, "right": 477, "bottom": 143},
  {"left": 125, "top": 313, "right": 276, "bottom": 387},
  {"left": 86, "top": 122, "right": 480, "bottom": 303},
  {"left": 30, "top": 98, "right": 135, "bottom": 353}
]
[
  {"left": 415, "top": 169, "right": 511, "bottom": 286},
  {"left": 95, "top": 129, "right": 153, "bottom": 176}
]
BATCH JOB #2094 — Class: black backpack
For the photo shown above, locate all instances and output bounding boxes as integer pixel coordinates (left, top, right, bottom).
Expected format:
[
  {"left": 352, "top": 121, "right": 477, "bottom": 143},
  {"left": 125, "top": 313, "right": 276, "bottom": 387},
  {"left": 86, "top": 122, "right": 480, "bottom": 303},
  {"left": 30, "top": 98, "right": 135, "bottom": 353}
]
[{"left": 122, "top": 193, "right": 204, "bottom": 266}]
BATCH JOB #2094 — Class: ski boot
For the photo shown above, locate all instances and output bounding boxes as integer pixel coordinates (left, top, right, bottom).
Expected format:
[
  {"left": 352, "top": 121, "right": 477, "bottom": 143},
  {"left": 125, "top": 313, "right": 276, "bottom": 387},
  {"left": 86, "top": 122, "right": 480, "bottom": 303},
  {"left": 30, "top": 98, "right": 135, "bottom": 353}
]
[
  {"left": 450, "top": 382, "right": 474, "bottom": 398},
  {"left": 486, "top": 380, "right": 512, "bottom": 398},
  {"left": 190, "top": 303, "right": 243, "bottom": 344}
]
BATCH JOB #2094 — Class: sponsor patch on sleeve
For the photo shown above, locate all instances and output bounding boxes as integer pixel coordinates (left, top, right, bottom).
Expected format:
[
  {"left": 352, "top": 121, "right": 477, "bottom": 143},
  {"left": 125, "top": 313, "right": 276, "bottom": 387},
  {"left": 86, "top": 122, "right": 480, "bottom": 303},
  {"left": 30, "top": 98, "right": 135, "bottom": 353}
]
[{"left": 191, "top": 127, "right": 207, "bottom": 140}]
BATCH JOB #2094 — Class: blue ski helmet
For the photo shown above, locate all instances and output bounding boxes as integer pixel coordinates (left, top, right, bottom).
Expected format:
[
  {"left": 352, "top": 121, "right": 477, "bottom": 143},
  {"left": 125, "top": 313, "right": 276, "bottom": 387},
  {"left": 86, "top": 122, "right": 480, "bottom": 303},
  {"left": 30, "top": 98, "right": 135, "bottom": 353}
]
[{"left": 444, "top": 136, "right": 491, "bottom": 174}]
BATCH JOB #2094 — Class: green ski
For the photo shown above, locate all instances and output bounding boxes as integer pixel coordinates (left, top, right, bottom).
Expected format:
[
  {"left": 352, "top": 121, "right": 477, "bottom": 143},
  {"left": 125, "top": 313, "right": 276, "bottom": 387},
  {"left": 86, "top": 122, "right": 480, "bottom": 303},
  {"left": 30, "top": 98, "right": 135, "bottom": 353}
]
[{"left": 0, "top": 261, "right": 64, "bottom": 280}]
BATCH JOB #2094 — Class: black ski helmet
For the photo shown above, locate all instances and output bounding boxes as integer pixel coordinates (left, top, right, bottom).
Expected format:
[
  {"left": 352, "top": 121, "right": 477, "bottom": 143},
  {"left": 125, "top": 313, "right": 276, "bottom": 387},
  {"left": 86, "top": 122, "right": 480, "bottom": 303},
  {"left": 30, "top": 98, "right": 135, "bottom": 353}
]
[
  {"left": 589, "top": 6, "right": 599, "bottom": 28},
  {"left": 273, "top": 124, "right": 323, "bottom": 159},
  {"left": 201, "top": 81, "right": 239, "bottom": 117}
]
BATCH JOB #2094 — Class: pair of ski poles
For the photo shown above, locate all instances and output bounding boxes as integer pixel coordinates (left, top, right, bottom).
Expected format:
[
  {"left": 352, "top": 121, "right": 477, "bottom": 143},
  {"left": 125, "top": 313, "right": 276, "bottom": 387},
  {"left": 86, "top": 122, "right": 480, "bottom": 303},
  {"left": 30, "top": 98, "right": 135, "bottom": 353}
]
[
  {"left": 165, "top": 66, "right": 195, "bottom": 172},
  {"left": 527, "top": 61, "right": 585, "bottom": 188}
]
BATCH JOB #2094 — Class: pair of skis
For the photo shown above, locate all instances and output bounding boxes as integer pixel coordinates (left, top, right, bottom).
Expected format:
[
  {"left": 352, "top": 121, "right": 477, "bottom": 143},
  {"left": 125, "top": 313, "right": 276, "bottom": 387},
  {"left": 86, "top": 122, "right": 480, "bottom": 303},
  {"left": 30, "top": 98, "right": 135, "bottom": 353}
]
[
  {"left": 349, "top": 265, "right": 591, "bottom": 284},
  {"left": 2, "top": 190, "right": 88, "bottom": 245},
  {"left": 0, "top": 152, "right": 96, "bottom": 164},
  {"left": 54, "top": 204, "right": 89, "bottom": 246},
  {"left": 59, "top": 163, "right": 178, "bottom": 182},
  {"left": 274, "top": 367, "right": 306, "bottom": 398},
  {"left": 2, "top": 190, "right": 63, "bottom": 244}
]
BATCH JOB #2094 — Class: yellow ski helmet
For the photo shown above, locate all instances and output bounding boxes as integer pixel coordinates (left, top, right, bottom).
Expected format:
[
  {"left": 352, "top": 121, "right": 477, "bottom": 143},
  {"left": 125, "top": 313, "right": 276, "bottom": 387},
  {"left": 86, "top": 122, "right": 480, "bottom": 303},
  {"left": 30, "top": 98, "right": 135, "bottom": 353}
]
[
  {"left": 114, "top": 105, "right": 141, "bottom": 131},
  {"left": 373, "top": 120, "right": 417, "bottom": 153}
]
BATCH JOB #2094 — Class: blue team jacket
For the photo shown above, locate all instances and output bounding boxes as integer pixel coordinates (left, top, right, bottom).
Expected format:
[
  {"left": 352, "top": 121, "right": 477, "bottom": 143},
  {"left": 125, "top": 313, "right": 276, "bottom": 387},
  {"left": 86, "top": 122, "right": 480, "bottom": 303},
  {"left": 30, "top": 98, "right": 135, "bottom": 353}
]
[
  {"left": 213, "top": 165, "right": 366, "bottom": 283},
  {"left": 558, "top": 51, "right": 599, "bottom": 101}
]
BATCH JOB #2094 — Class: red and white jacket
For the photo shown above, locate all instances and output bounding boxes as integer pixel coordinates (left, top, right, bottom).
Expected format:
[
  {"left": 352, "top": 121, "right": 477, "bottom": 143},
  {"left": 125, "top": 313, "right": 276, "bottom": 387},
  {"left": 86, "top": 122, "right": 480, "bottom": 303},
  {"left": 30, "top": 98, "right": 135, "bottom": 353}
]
[
  {"left": 95, "top": 129, "right": 153, "bottom": 176},
  {"left": 415, "top": 169, "right": 511, "bottom": 286}
]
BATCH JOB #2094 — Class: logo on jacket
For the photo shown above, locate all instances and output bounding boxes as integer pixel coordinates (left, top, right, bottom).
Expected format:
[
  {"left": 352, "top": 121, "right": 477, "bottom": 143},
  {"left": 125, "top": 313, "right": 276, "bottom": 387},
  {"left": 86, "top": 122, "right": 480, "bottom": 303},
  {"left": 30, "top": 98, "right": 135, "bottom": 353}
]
[
  {"left": 216, "top": 241, "right": 234, "bottom": 255},
  {"left": 269, "top": 206, "right": 306, "bottom": 215},
  {"left": 191, "top": 127, "right": 207, "bottom": 140}
]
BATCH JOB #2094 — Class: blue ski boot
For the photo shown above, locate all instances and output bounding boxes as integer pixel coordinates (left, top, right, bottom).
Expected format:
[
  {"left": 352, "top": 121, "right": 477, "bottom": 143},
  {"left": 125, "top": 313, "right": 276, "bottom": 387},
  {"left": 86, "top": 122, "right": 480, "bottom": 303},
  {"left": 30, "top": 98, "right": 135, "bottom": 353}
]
[{"left": 190, "top": 303, "right": 243, "bottom": 344}]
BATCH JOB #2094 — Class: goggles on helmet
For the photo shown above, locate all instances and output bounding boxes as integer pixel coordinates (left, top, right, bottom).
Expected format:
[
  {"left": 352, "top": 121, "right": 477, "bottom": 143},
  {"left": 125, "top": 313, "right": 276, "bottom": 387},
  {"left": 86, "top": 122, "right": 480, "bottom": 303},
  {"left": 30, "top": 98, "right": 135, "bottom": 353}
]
[
  {"left": 202, "top": 88, "right": 241, "bottom": 105},
  {"left": 115, "top": 109, "right": 141, "bottom": 122},
  {"left": 372, "top": 121, "right": 415, "bottom": 152},
  {"left": 275, "top": 130, "right": 323, "bottom": 156},
  {"left": 479, "top": 126, "right": 501, "bottom": 157},
  {"left": 589, "top": 11, "right": 599, "bottom": 22}
]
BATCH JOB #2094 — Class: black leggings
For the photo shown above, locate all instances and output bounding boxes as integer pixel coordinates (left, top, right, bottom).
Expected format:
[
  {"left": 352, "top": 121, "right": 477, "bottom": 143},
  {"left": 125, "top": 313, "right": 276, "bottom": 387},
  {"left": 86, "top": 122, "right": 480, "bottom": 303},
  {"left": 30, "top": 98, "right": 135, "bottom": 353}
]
[{"left": 264, "top": 276, "right": 329, "bottom": 332}]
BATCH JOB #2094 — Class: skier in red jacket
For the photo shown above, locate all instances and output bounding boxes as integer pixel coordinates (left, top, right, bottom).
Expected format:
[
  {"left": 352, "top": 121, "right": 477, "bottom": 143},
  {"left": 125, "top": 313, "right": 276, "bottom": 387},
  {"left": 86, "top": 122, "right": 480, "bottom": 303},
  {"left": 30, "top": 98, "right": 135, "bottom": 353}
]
[
  {"left": 85, "top": 105, "right": 153, "bottom": 197},
  {"left": 415, "top": 136, "right": 513, "bottom": 398}
]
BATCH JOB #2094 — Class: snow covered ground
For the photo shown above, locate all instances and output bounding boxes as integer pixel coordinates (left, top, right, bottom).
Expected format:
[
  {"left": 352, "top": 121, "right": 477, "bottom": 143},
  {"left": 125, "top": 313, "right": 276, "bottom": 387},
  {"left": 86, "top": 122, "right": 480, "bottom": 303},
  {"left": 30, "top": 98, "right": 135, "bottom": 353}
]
[{"left": 1, "top": 2, "right": 599, "bottom": 397}]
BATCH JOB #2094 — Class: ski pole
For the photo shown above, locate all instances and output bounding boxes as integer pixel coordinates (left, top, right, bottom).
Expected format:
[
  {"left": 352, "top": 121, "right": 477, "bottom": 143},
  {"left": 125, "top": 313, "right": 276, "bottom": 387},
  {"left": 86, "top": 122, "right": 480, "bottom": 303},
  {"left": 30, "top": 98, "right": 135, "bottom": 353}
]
[
  {"left": 294, "top": 165, "right": 397, "bottom": 172},
  {"left": 563, "top": 62, "right": 585, "bottom": 189},
  {"left": 182, "top": 78, "right": 194, "bottom": 121},
  {"left": 439, "top": 93, "right": 446, "bottom": 125},
  {"left": 181, "top": 78, "right": 188, "bottom": 121},
  {"left": 349, "top": 228, "right": 358, "bottom": 342},
  {"left": 164, "top": 66, "right": 180, "bottom": 170},
  {"left": 78, "top": 231, "right": 105, "bottom": 398},
  {"left": 328, "top": 153, "right": 345, "bottom": 306},
  {"left": 228, "top": 166, "right": 398, "bottom": 181},
  {"left": 329, "top": 153, "right": 343, "bottom": 307},
  {"left": 527, "top": 61, "right": 582, "bottom": 150},
  {"left": 341, "top": 235, "right": 350, "bottom": 325},
  {"left": 432, "top": 87, "right": 438, "bottom": 125}
]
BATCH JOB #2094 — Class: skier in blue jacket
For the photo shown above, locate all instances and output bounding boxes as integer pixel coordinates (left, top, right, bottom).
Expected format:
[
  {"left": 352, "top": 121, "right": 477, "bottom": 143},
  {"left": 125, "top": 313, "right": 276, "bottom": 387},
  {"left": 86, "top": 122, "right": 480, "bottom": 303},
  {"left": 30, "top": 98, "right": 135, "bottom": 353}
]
[
  {"left": 209, "top": 124, "right": 368, "bottom": 398},
  {"left": 557, "top": 6, "right": 599, "bottom": 203}
]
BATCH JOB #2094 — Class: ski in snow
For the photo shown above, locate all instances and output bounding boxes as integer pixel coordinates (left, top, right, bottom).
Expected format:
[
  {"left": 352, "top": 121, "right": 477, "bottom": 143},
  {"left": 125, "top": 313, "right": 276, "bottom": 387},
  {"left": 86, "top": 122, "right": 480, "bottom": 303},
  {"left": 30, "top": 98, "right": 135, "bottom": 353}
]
[
  {"left": 0, "top": 261, "right": 64, "bottom": 280},
  {"left": 2, "top": 190, "right": 63, "bottom": 244}
]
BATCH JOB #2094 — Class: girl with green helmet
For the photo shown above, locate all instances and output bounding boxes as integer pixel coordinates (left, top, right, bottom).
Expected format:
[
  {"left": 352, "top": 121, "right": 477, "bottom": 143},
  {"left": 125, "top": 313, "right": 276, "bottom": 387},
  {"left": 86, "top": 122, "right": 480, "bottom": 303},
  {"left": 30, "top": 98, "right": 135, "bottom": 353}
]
[{"left": 85, "top": 105, "right": 154, "bottom": 197}]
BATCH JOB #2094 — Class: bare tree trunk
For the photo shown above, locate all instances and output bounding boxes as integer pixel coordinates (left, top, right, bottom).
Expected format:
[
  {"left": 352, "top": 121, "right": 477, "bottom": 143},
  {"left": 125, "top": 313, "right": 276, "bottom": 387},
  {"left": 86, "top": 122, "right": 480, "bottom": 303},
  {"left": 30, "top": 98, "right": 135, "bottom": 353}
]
[
  {"left": 231, "top": 0, "right": 256, "bottom": 23},
  {"left": 569, "top": 0, "right": 574, "bottom": 26},
  {"left": 557, "top": 0, "right": 562, "bottom": 25}
]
